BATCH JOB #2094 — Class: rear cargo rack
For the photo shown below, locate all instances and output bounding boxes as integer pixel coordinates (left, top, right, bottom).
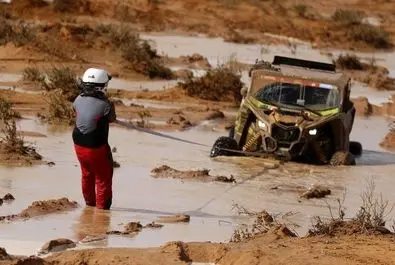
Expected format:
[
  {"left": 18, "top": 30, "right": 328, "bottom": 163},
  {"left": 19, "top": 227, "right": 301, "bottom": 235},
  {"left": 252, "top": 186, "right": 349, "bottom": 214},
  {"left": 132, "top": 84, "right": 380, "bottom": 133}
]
[{"left": 272, "top": 56, "right": 336, "bottom": 72}]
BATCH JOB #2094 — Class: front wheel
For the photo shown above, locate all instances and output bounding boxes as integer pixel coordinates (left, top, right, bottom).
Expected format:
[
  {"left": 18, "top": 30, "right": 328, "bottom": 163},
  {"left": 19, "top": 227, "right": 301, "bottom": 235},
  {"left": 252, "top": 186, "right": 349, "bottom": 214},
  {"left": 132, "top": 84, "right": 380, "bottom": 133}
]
[
  {"left": 330, "top": 151, "right": 356, "bottom": 166},
  {"left": 349, "top": 141, "right": 363, "bottom": 157},
  {"left": 210, "top": 136, "right": 240, "bottom": 157}
]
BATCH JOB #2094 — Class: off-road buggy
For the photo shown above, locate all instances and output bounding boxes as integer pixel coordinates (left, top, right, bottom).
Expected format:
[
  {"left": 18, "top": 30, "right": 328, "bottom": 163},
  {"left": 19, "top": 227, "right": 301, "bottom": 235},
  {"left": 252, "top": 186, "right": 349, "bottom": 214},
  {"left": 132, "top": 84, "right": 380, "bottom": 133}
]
[{"left": 210, "top": 56, "right": 362, "bottom": 165}]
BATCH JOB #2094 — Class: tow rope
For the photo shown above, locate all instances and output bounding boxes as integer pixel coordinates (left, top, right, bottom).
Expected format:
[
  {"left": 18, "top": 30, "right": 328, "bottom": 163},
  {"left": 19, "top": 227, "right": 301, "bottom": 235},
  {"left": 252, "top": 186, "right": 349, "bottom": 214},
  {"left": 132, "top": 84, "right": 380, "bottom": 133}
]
[
  {"left": 115, "top": 119, "right": 274, "bottom": 158},
  {"left": 115, "top": 120, "right": 210, "bottom": 147}
]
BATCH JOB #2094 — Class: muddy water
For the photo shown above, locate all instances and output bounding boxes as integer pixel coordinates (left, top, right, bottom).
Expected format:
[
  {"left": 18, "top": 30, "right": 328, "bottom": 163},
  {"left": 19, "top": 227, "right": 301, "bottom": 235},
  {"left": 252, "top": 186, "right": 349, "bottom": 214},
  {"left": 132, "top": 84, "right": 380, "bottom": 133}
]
[
  {"left": 142, "top": 34, "right": 395, "bottom": 103},
  {"left": 0, "top": 115, "right": 395, "bottom": 256}
]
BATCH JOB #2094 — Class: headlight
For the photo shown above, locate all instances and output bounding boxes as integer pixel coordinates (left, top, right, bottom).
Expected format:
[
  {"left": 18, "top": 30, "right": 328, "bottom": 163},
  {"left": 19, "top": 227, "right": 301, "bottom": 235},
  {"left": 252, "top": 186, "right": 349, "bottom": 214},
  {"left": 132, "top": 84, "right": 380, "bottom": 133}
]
[
  {"left": 309, "top": 129, "right": 317, "bottom": 136},
  {"left": 257, "top": 121, "right": 267, "bottom": 130}
]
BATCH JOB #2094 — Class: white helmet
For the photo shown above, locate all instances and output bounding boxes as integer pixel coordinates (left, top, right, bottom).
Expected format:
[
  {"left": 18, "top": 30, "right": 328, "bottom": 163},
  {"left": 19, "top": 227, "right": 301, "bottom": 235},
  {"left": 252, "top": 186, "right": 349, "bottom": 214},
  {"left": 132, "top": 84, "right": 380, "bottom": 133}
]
[{"left": 81, "top": 68, "right": 112, "bottom": 93}]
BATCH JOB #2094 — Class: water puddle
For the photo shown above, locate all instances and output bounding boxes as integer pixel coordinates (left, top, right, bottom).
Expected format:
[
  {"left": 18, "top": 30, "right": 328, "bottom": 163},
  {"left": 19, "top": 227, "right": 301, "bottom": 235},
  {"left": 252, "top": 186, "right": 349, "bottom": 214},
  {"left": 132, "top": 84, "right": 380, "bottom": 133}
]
[{"left": 109, "top": 78, "right": 179, "bottom": 91}]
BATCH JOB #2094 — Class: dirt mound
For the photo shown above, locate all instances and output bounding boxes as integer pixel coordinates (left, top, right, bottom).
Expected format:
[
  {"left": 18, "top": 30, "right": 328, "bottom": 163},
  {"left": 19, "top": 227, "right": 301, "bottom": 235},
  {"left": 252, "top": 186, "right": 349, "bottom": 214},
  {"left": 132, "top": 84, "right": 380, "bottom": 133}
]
[
  {"left": 107, "top": 221, "right": 163, "bottom": 235},
  {"left": 38, "top": 238, "right": 76, "bottom": 255},
  {"left": 0, "top": 198, "right": 78, "bottom": 222},
  {"left": 205, "top": 110, "right": 225, "bottom": 120},
  {"left": 351, "top": 97, "right": 382, "bottom": 116},
  {"left": 300, "top": 186, "right": 331, "bottom": 199},
  {"left": 144, "top": 222, "right": 164, "bottom": 229},
  {"left": 380, "top": 130, "right": 395, "bottom": 150},
  {"left": 124, "top": 222, "right": 143, "bottom": 233},
  {"left": 166, "top": 114, "right": 193, "bottom": 129},
  {"left": 151, "top": 165, "right": 236, "bottom": 183},
  {"left": 156, "top": 214, "right": 190, "bottom": 224},
  {"left": 179, "top": 53, "right": 211, "bottom": 69},
  {"left": 19, "top": 198, "right": 78, "bottom": 218}
]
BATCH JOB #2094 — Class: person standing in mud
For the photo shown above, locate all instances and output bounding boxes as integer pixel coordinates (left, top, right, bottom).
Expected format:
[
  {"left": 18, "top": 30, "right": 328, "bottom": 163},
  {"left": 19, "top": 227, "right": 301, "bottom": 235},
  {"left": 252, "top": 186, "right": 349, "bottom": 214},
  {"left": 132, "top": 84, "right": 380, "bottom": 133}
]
[{"left": 72, "top": 68, "right": 116, "bottom": 210}]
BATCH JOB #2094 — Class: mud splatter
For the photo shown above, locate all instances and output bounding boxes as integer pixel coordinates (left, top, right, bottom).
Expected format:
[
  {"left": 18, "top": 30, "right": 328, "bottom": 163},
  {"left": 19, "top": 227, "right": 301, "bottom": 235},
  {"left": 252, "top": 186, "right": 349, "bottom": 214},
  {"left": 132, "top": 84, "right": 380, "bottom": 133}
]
[
  {"left": 156, "top": 214, "right": 190, "bottom": 224},
  {"left": 38, "top": 238, "right": 76, "bottom": 255},
  {"left": 113, "top": 160, "right": 120, "bottom": 168},
  {"left": 151, "top": 165, "right": 236, "bottom": 183},
  {"left": 0, "top": 198, "right": 78, "bottom": 222},
  {"left": 300, "top": 186, "right": 331, "bottom": 199},
  {"left": 107, "top": 221, "right": 164, "bottom": 236},
  {"left": 144, "top": 222, "right": 164, "bottom": 229}
]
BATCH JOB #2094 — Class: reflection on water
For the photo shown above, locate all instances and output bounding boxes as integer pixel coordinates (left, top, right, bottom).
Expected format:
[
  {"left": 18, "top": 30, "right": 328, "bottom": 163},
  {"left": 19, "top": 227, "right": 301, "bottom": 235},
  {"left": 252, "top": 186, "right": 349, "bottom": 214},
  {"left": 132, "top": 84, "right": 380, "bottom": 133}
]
[{"left": 73, "top": 207, "right": 111, "bottom": 244}]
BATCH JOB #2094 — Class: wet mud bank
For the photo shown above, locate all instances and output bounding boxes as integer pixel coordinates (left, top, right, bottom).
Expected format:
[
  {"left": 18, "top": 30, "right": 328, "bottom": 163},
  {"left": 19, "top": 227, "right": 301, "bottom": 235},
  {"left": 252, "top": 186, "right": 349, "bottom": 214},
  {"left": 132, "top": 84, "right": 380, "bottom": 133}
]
[
  {"left": 151, "top": 165, "right": 236, "bottom": 183},
  {"left": 0, "top": 198, "right": 78, "bottom": 222}
]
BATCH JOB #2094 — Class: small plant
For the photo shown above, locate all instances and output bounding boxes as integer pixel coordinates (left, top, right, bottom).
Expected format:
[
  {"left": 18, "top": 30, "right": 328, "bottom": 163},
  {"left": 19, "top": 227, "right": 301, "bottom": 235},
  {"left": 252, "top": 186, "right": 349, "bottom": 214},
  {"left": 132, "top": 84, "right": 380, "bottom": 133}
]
[
  {"left": 294, "top": 4, "right": 308, "bottom": 18},
  {"left": 230, "top": 205, "right": 297, "bottom": 242},
  {"left": 332, "top": 9, "right": 364, "bottom": 25},
  {"left": 0, "top": 119, "right": 41, "bottom": 160},
  {"left": 0, "top": 96, "right": 21, "bottom": 121},
  {"left": 355, "top": 179, "right": 394, "bottom": 230},
  {"left": 53, "top": 0, "right": 78, "bottom": 13},
  {"left": 103, "top": 25, "right": 174, "bottom": 79},
  {"left": 28, "top": 0, "right": 49, "bottom": 7},
  {"left": 39, "top": 89, "right": 75, "bottom": 125},
  {"left": 40, "top": 66, "right": 79, "bottom": 102},
  {"left": 350, "top": 24, "right": 392, "bottom": 49},
  {"left": 22, "top": 66, "right": 45, "bottom": 83},
  {"left": 179, "top": 65, "right": 243, "bottom": 103},
  {"left": 136, "top": 110, "right": 152, "bottom": 127},
  {"left": 335, "top": 54, "right": 365, "bottom": 70},
  {"left": 308, "top": 179, "right": 394, "bottom": 236}
]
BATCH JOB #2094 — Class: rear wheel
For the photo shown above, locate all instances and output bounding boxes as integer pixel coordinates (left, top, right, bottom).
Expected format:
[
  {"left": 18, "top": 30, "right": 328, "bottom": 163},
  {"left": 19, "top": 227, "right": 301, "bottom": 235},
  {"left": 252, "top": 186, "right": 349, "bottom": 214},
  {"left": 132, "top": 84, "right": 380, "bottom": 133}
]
[
  {"left": 349, "top": 141, "right": 362, "bottom": 157},
  {"left": 210, "top": 136, "right": 241, "bottom": 157},
  {"left": 330, "top": 151, "right": 356, "bottom": 166}
]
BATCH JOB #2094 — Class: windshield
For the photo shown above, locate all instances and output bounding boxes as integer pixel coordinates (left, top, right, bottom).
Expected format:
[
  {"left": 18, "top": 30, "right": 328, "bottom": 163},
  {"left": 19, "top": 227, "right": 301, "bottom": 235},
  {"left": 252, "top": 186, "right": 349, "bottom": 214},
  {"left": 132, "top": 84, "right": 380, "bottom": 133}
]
[{"left": 255, "top": 82, "right": 340, "bottom": 111}]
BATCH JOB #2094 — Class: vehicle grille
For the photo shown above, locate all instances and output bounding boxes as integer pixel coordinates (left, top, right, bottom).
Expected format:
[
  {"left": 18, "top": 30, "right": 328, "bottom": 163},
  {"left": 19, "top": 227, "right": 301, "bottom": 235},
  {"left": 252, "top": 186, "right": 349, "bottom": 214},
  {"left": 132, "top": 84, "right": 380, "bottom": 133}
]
[{"left": 271, "top": 124, "right": 300, "bottom": 143}]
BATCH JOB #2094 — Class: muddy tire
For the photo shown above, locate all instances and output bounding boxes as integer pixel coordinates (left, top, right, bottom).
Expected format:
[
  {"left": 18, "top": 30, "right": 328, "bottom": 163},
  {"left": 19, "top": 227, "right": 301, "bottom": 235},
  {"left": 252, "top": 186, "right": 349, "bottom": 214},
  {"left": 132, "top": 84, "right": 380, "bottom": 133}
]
[
  {"left": 228, "top": 126, "right": 235, "bottom": 139},
  {"left": 210, "top": 136, "right": 240, "bottom": 157},
  {"left": 330, "top": 151, "right": 356, "bottom": 166},
  {"left": 349, "top": 141, "right": 362, "bottom": 157}
]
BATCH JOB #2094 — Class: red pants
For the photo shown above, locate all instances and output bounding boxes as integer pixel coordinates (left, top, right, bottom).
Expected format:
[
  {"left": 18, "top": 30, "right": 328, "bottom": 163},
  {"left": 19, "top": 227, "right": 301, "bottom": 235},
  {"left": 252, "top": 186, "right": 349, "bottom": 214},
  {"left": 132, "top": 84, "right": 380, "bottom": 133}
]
[{"left": 74, "top": 144, "right": 113, "bottom": 210}]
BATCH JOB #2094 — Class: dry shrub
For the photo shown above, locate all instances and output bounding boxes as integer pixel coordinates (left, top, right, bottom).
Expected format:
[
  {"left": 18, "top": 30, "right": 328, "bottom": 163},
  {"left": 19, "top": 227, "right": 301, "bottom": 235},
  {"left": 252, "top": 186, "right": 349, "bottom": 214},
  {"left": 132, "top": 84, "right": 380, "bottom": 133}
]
[
  {"left": 294, "top": 4, "right": 308, "bottom": 18},
  {"left": 40, "top": 66, "right": 79, "bottom": 101},
  {"left": 350, "top": 24, "right": 392, "bottom": 49},
  {"left": 332, "top": 9, "right": 364, "bottom": 26},
  {"left": 0, "top": 96, "right": 21, "bottom": 121},
  {"left": 100, "top": 25, "right": 173, "bottom": 79},
  {"left": 28, "top": 0, "right": 49, "bottom": 7},
  {"left": 22, "top": 66, "right": 45, "bottom": 83},
  {"left": 38, "top": 89, "right": 75, "bottom": 125},
  {"left": 53, "top": 0, "right": 78, "bottom": 13},
  {"left": 179, "top": 66, "right": 243, "bottom": 103},
  {"left": 308, "top": 179, "right": 394, "bottom": 237},
  {"left": 0, "top": 96, "right": 40, "bottom": 161},
  {"left": 335, "top": 54, "right": 365, "bottom": 70},
  {"left": 0, "top": 119, "right": 42, "bottom": 161},
  {"left": 230, "top": 204, "right": 298, "bottom": 242},
  {"left": 0, "top": 19, "right": 36, "bottom": 47}
]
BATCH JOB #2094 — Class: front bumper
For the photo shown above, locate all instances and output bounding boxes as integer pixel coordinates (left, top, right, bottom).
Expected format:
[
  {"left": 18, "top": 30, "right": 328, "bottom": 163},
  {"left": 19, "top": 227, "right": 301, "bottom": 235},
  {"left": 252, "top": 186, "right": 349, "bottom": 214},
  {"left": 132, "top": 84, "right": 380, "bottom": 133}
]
[{"left": 257, "top": 123, "right": 315, "bottom": 160}]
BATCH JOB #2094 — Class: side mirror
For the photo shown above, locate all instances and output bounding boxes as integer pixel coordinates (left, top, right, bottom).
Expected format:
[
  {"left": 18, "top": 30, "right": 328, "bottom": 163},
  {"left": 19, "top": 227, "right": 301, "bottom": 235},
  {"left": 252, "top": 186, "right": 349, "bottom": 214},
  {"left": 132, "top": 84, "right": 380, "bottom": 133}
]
[{"left": 240, "top": 86, "right": 248, "bottom": 98}]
